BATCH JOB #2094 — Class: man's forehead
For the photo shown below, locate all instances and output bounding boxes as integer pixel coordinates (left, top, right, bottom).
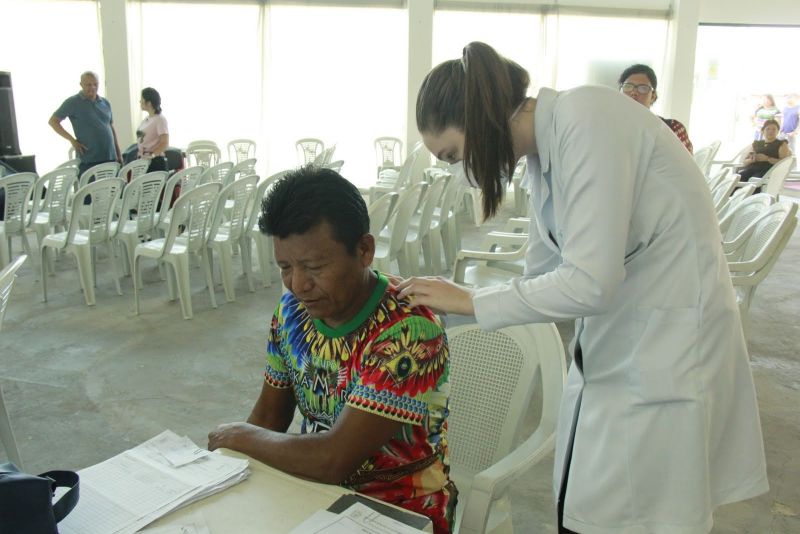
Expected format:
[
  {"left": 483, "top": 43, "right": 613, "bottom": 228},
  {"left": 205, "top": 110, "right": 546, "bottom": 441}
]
[{"left": 81, "top": 75, "right": 98, "bottom": 84}]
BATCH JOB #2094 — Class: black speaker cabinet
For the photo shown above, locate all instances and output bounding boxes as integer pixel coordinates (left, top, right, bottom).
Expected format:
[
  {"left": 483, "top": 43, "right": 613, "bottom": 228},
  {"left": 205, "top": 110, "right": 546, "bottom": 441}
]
[{"left": 0, "top": 71, "right": 22, "bottom": 156}]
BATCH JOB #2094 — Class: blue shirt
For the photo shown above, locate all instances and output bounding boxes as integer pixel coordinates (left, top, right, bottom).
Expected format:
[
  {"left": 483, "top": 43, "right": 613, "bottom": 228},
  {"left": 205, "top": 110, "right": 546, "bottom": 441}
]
[
  {"left": 781, "top": 105, "right": 799, "bottom": 135},
  {"left": 54, "top": 93, "right": 116, "bottom": 164}
]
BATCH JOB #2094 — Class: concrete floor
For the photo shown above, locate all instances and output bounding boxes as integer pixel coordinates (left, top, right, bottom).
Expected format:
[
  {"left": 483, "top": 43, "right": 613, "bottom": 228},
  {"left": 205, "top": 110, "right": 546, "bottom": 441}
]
[{"left": 1, "top": 197, "right": 798, "bottom": 533}]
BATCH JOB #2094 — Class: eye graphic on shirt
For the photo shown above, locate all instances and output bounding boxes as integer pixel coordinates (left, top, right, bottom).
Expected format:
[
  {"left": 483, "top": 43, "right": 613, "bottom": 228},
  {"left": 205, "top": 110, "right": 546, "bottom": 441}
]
[{"left": 383, "top": 352, "right": 420, "bottom": 385}]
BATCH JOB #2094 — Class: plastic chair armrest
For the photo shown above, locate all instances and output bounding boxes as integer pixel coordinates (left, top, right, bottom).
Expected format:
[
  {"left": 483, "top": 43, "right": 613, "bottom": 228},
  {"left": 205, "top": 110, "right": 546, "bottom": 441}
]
[
  {"left": 459, "top": 431, "right": 556, "bottom": 534},
  {"left": 453, "top": 248, "right": 526, "bottom": 284}
]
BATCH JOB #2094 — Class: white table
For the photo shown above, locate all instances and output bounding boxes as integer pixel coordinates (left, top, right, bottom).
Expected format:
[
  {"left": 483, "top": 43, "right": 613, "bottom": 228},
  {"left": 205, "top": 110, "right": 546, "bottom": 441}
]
[{"left": 147, "top": 449, "right": 432, "bottom": 533}]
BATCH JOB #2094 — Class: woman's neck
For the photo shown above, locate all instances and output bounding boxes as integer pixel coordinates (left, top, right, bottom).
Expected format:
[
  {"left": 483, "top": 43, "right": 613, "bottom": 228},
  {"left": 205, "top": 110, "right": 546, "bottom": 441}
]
[{"left": 510, "top": 97, "right": 537, "bottom": 160}]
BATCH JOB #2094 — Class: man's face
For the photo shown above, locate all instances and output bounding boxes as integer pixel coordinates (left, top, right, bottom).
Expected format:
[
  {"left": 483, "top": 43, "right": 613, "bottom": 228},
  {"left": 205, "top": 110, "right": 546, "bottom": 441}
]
[
  {"left": 274, "top": 221, "right": 375, "bottom": 328},
  {"left": 80, "top": 74, "right": 99, "bottom": 100}
]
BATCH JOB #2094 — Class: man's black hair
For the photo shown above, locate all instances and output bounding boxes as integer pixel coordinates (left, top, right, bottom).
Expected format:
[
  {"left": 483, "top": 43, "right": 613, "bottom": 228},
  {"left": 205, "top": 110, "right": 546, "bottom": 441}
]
[
  {"left": 258, "top": 165, "right": 369, "bottom": 255},
  {"left": 618, "top": 64, "right": 658, "bottom": 90}
]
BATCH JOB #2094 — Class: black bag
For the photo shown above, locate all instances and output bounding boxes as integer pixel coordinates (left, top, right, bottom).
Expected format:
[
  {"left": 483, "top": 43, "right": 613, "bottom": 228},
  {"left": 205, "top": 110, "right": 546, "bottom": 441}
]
[{"left": 0, "top": 462, "right": 80, "bottom": 534}]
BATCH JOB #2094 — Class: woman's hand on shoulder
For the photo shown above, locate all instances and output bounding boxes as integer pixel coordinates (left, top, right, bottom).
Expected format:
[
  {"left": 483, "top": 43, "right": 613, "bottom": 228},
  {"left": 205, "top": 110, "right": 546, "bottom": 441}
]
[{"left": 396, "top": 276, "right": 476, "bottom": 316}]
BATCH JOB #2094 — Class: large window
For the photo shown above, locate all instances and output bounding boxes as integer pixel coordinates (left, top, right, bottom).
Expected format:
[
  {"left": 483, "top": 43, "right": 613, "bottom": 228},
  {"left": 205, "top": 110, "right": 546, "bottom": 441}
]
[
  {"left": 264, "top": 4, "right": 407, "bottom": 187},
  {"left": 0, "top": 0, "right": 103, "bottom": 173},
  {"left": 691, "top": 24, "right": 800, "bottom": 158},
  {"left": 128, "top": 2, "right": 262, "bottom": 163}
]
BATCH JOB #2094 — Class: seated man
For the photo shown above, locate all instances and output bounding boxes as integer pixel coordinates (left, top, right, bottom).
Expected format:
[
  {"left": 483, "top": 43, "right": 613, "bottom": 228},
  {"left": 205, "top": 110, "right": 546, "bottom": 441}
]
[{"left": 208, "top": 166, "right": 457, "bottom": 533}]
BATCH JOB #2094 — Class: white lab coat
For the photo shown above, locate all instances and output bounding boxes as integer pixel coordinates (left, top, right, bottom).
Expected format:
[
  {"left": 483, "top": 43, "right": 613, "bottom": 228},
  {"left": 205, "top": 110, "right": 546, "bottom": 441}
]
[{"left": 473, "top": 86, "right": 768, "bottom": 533}]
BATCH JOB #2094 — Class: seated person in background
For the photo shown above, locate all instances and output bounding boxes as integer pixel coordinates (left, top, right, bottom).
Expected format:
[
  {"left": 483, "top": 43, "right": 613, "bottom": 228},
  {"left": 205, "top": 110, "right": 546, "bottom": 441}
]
[
  {"left": 737, "top": 119, "right": 792, "bottom": 185},
  {"left": 208, "top": 166, "right": 457, "bottom": 534},
  {"left": 618, "top": 64, "right": 694, "bottom": 153}
]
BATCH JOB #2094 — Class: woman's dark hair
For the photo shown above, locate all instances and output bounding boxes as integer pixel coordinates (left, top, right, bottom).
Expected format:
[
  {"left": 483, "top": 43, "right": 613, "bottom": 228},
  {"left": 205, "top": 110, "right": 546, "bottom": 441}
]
[
  {"left": 416, "top": 41, "right": 529, "bottom": 220},
  {"left": 763, "top": 94, "right": 776, "bottom": 107},
  {"left": 618, "top": 64, "right": 658, "bottom": 90},
  {"left": 258, "top": 165, "right": 368, "bottom": 255},
  {"left": 141, "top": 87, "right": 162, "bottom": 114},
  {"left": 761, "top": 119, "right": 780, "bottom": 132}
]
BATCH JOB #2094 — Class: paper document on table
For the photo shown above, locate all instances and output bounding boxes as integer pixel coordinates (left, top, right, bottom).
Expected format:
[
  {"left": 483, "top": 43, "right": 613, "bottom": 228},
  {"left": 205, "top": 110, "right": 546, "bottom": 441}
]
[
  {"left": 289, "top": 502, "right": 427, "bottom": 534},
  {"left": 137, "top": 511, "right": 211, "bottom": 534},
  {"left": 58, "top": 430, "right": 249, "bottom": 534}
]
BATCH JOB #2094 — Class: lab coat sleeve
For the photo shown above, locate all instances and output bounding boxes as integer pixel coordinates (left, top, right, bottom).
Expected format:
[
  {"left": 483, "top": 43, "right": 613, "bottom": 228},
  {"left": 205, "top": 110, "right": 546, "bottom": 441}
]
[
  {"left": 523, "top": 216, "right": 561, "bottom": 276},
  {"left": 474, "top": 92, "right": 639, "bottom": 330}
]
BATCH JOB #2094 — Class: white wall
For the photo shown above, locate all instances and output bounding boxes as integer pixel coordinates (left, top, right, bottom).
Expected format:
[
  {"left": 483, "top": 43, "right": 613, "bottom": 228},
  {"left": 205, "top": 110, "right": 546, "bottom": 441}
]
[{"left": 699, "top": 0, "right": 800, "bottom": 25}]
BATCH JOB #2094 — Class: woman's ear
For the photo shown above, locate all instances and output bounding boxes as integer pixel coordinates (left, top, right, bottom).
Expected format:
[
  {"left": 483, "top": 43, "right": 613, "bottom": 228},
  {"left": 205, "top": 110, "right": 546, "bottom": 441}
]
[{"left": 651, "top": 91, "right": 658, "bottom": 105}]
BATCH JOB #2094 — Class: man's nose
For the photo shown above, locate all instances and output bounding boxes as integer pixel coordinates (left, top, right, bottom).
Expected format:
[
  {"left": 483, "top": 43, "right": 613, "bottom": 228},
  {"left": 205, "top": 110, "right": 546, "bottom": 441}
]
[{"left": 290, "top": 270, "right": 313, "bottom": 295}]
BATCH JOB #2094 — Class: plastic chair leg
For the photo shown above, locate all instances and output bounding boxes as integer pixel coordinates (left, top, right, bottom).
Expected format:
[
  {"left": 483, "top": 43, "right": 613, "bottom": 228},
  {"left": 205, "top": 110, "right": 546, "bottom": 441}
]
[
  {"left": 165, "top": 259, "right": 178, "bottom": 301},
  {"left": 0, "top": 385, "right": 23, "bottom": 470},
  {"left": 218, "top": 243, "right": 235, "bottom": 303},
  {"left": 0, "top": 235, "right": 9, "bottom": 269},
  {"left": 74, "top": 245, "right": 96, "bottom": 306},
  {"left": 133, "top": 255, "right": 142, "bottom": 315},
  {"left": 240, "top": 238, "right": 255, "bottom": 293},
  {"left": 255, "top": 235, "right": 272, "bottom": 288},
  {"left": 174, "top": 255, "right": 193, "bottom": 319},
  {"left": 40, "top": 247, "right": 49, "bottom": 302},
  {"left": 201, "top": 250, "right": 217, "bottom": 310}
]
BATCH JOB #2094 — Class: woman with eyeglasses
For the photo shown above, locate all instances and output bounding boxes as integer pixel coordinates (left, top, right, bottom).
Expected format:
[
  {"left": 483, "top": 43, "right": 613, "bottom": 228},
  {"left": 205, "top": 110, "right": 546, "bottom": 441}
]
[
  {"left": 618, "top": 64, "right": 693, "bottom": 153},
  {"left": 399, "top": 42, "right": 767, "bottom": 534}
]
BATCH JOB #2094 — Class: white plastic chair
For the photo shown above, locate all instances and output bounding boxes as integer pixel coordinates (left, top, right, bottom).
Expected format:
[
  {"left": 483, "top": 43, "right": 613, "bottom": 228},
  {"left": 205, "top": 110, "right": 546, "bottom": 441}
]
[
  {"left": 729, "top": 200, "right": 798, "bottom": 339},
  {"left": 368, "top": 144, "right": 422, "bottom": 204},
  {"left": 721, "top": 193, "right": 775, "bottom": 258},
  {"left": 226, "top": 158, "right": 257, "bottom": 186},
  {"left": 453, "top": 232, "right": 528, "bottom": 288},
  {"left": 118, "top": 158, "right": 151, "bottom": 183},
  {"left": 437, "top": 177, "right": 466, "bottom": 269},
  {"left": 199, "top": 162, "right": 234, "bottom": 186},
  {"left": 709, "top": 174, "right": 738, "bottom": 212},
  {"left": 446, "top": 322, "right": 567, "bottom": 534},
  {"left": 0, "top": 253, "right": 27, "bottom": 469},
  {"left": 296, "top": 138, "right": 324, "bottom": 165},
  {"left": 0, "top": 173, "right": 35, "bottom": 269},
  {"left": 373, "top": 182, "right": 427, "bottom": 277},
  {"left": 693, "top": 143, "right": 717, "bottom": 176},
  {"left": 227, "top": 139, "right": 256, "bottom": 164},
  {"left": 243, "top": 171, "right": 289, "bottom": 288},
  {"left": 206, "top": 175, "right": 258, "bottom": 301},
  {"left": 761, "top": 157, "right": 796, "bottom": 198},
  {"left": 374, "top": 136, "right": 403, "bottom": 178},
  {"left": 41, "top": 178, "right": 126, "bottom": 305},
  {"left": 133, "top": 182, "right": 221, "bottom": 319},
  {"left": 186, "top": 140, "right": 221, "bottom": 168},
  {"left": 156, "top": 166, "right": 205, "bottom": 236},
  {"left": 110, "top": 172, "right": 167, "bottom": 277},
  {"left": 27, "top": 168, "right": 78, "bottom": 251},
  {"left": 324, "top": 160, "right": 344, "bottom": 174},
  {"left": 367, "top": 192, "right": 398, "bottom": 238},
  {"left": 405, "top": 175, "right": 448, "bottom": 275}
]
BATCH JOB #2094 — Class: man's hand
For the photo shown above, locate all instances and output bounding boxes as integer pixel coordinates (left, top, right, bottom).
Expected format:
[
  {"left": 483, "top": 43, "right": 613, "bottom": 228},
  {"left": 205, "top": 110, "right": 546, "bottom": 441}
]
[
  {"left": 70, "top": 138, "right": 87, "bottom": 155},
  {"left": 396, "top": 276, "right": 476, "bottom": 316},
  {"left": 208, "top": 421, "right": 255, "bottom": 451}
]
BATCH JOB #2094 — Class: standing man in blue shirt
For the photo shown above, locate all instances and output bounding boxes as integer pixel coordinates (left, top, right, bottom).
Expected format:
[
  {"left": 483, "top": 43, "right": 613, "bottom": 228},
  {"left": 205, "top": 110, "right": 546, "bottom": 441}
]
[{"left": 48, "top": 71, "right": 122, "bottom": 176}]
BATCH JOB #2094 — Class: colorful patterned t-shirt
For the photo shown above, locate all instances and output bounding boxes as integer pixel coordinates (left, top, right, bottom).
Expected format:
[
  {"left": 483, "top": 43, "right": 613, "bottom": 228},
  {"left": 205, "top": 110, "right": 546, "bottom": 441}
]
[{"left": 264, "top": 272, "right": 457, "bottom": 533}]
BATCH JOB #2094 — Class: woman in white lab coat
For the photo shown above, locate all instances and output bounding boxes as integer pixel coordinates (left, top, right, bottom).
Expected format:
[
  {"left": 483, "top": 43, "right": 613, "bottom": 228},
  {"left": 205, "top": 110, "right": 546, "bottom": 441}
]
[{"left": 398, "top": 42, "right": 768, "bottom": 534}]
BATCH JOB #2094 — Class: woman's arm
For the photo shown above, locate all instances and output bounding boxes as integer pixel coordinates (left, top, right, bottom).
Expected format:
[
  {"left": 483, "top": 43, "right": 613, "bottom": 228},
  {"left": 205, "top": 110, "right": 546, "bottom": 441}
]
[{"left": 778, "top": 140, "right": 791, "bottom": 159}]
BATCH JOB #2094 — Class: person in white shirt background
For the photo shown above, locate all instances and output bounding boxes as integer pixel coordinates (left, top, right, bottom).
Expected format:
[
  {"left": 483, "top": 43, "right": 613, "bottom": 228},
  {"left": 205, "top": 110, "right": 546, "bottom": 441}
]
[
  {"left": 136, "top": 87, "right": 169, "bottom": 172},
  {"left": 398, "top": 41, "right": 768, "bottom": 534}
]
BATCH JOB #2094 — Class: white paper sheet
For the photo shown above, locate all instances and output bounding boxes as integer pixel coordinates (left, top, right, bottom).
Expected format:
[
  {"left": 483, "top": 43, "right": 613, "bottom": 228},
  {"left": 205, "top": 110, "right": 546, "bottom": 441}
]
[{"left": 288, "top": 502, "right": 426, "bottom": 534}]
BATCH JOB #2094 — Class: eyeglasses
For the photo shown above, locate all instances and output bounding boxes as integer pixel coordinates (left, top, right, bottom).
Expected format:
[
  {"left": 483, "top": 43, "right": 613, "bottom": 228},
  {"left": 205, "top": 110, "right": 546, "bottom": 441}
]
[{"left": 620, "top": 83, "right": 654, "bottom": 96}]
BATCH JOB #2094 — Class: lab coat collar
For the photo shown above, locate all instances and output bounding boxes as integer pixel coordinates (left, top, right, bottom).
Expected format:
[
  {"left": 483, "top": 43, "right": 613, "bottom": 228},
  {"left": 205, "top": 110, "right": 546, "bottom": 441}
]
[{"left": 534, "top": 87, "right": 558, "bottom": 174}]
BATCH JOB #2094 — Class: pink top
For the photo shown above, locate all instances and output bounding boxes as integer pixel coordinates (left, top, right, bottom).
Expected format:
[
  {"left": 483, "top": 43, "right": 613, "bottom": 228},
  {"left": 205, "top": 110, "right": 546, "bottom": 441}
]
[{"left": 136, "top": 114, "right": 169, "bottom": 157}]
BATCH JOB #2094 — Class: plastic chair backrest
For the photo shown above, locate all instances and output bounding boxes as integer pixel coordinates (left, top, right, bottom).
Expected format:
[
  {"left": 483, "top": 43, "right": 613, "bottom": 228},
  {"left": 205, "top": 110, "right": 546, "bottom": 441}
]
[
  {"left": 437, "top": 172, "right": 462, "bottom": 221},
  {"left": 415, "top": 175, "right": 448, "bottom": 238},
  {"left": 66, "top": 178, "right": 125, "bottom": 246},
  {"left": 0, "top": 173, "right": 36, "bottom": 234},
  {"left": 78, "top": 162, "right": 120, "bottom": 189},
  {"left": 693, "top": 145, "right": 715, "bottom": 176},
  {"left": 227, "top": 139, "right": 256, "bottom": 163},
  {"left": 118, "top": 158, "right": 151, "bottom": 183},
  {"left": 226, "top": 158, "right": 257, "bottom": 186},
  {"left": 208, "top": 175, "right": 258, "bottom": 243},
  {"left": 312, "top": 145, "right": 336, "bottom": 166},
  {"left": 387, "top": 182, "right": 426, "bottom": 256},
  {"left": 446, "top": 321, "right": 566, "bottom": 480},
  {"left": 718, "top": 184, "right": 756, "bottom": 221},
  {"left": 736, "top": 201, "right": 798, "bottom": 276},
  {"left": 374, "top": 137, "right": 403, "bottom": 168},
  {"left": 56, "top": 158, "right": 81, "bottom": 170},
  {"left": 168, "top": 182, "right": 221, "bottom": 255},
  {"left": 200, "top": 162, "right": 234, "bottom": 185},
  {"left": 296, "top": 138, "right": 324, "bottom": 165},
  {"left": 116, "top": 172, "right": 167, "bottom": 237},
  {"left": 367, "top": 192, "right": 398, "bottom": 237},
  {"left": 324, "top": 160, "right": 344, "bottom": 174},
  {"left": 391, "top": 145, "right": 421, "bottom": 192},
  {"left": 31, "top": 168, "right": 78, "bottom": 226},
  {"left": 710, "top": 175, "right": 737, "bottom": 209},
  {"left": 722, "top": 193, "right": 775, "bottom": 243},
  {"left": 0, "top": 254, "right": 27, "bottom": 331},
  {"left": 762, "top": 156, "right": 795, "bottom": 197},
  {"left": 186, "top": 140, "right": 221, "bottom": 168}
]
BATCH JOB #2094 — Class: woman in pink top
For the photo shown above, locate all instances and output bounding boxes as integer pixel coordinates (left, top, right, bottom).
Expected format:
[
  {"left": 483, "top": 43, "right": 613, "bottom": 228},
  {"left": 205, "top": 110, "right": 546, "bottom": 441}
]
[{"left": 136, "top": 87, "right": 169, "bottom": 172}]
